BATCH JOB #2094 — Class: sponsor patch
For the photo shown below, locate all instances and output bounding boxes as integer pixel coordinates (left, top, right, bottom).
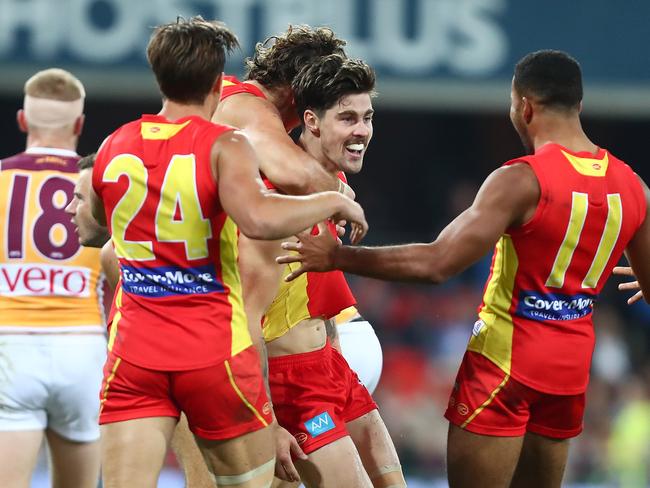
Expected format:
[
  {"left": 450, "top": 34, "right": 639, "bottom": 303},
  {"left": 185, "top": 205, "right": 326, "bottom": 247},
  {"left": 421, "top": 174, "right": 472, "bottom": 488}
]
[
  {"left": 472, "top": 319, "right": 485, "bottom": 337},
  {"left": 120, "top": 264, "right": 223, "bottom": 297},
  {"left": 304, "top": 412, "right": 336, "bottom": 438},
  {"left": 516, "top": 291, "right": 596, "bottom": 321},
  {"left": 0, "top": 263, "right": 91, "bottom": 297}
]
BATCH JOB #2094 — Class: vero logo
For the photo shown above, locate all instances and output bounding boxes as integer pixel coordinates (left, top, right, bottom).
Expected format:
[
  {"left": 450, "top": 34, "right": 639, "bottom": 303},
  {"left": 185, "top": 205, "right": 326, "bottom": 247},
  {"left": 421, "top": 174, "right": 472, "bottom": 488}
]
[{"left": 304, "top": 412, "right": 335, "bottom": 437}]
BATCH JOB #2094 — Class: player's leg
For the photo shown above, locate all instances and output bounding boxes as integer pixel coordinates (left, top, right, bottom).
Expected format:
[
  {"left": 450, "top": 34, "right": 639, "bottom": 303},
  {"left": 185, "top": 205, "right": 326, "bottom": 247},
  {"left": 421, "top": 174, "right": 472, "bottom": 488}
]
[
  {"left": 510, "top": 390, "right": 584, "bottom": 488},
  {"left": 346, "top": 410, "right": 405, "bottom": 488},
  {"left": 46, "top": 334, "right": 105, "bottom": 488},
  {"left": 171, "top": 413, "right": 215, "bottom": 487},
  {"left": 101, "top": 417, "right": 177, "bottom": 488},
  {"left": 0, "top": 336, "right": 49, "bottom": 488},
  {"left": 447, "top": 424, "right": 523, "bottom": 487},
  {"left": 294, "top": 435, "right": 372, "bottom": 488},
  {"left": 98, "top": 351, "right": 181, "bottom": 488},
  {"left": 45, "top": 429, "right": 100, "bottom": 488},
  {"left": 176, "top": 345, "right": 275, "bottom": 487},
  {"left": 337, "top": 318, "right": 383, "bottom": 394},
  {"left": 444, "top": 351, "right": 537, "bottom": 487},
  {"left": 509, "top": 433, "right": 569, "bottom": 488},
  {"left": 0, "top": 431, "right": 43, "bottom": 488},
  {"left": 197, "top": 425, "right": 275, "bottom": 487}
]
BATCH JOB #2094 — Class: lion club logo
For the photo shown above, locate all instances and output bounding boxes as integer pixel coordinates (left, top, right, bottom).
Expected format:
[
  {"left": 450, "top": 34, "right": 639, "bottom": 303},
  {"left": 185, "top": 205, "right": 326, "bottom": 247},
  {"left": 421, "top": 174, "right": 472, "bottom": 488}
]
[
  {"left": 295, "top": 433, "right": 308, "bottom": 445},
  {"left": 457, "top": 403, "right": 469, "bottom": 416},
  {"left": 262, "top": 402, "right": 271, "bottom": 415}
]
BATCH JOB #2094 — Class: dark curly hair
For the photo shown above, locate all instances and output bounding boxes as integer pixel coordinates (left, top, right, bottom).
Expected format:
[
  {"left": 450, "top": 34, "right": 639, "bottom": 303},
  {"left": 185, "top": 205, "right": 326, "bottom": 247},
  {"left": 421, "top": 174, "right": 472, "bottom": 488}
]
[
  {"left": 148, "top": 16, "right": 239, "bottom": 104},
  {"left": 292, "top": 54, "right": 375, "bottom": 118},
  {"left": 245, "top": 25, "right": 346, "bottom": 88}
]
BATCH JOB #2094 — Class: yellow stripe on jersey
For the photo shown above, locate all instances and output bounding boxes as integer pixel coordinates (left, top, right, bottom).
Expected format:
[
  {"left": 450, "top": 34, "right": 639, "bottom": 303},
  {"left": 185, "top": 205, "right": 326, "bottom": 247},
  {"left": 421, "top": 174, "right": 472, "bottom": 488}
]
[
  {"left": 99, "top": 357, "right": 122, "bottom": 414},
  {"left": 107, "top": 287, "right": 122, "bottom": 352},
  {"left": 219, "top": 217, "right": 252, "bottom": 357},
  {"left": 262, "top": 261, "right": 311, "bottom": 342},
  {"left": 222, "top": 79, "right": 236, "bottom": 87},
  {"left": 140, "top": 120, "right": 191, "bottom": 140},
  {"left": 582, "top": 194, "right": 623, "bottom": 288},
  {"left": 335, "top": 305, "right": 360, "bottom": 325},
  {"left": 562, "top": 150, "right": 609, "bottom": 177},
  {"left": 546, "top": 192, "right": 589, "bottom": 288},
  {"left": 469, "top": 235, "right": 518, "bottom": 375}
]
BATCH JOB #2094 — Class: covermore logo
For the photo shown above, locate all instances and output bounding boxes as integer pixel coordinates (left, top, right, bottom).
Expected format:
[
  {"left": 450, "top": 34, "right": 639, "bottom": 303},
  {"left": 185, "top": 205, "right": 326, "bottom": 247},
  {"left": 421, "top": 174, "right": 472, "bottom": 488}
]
[
  {"left": 516, "top": 291, "right": 596, "bottom": 321},
  {"left": 0, "top": 263, "right": 90, "bottom": 297},
  {"left": 120, "top": 264, "right": 222, "bottom": 298}
]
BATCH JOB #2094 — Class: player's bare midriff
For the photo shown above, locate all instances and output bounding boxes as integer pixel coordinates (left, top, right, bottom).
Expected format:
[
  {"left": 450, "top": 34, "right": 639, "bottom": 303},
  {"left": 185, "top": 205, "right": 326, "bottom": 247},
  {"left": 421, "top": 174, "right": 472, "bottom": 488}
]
[{"left": 266, "top": 317, "right": 327, "bottom": 357}]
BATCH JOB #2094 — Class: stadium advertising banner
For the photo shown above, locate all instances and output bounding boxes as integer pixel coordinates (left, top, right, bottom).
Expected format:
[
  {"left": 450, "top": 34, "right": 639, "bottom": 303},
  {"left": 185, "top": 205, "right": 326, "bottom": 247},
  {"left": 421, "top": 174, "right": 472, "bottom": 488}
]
[{"left": 0, "top": 0, "right": 648, "bottom": 113}]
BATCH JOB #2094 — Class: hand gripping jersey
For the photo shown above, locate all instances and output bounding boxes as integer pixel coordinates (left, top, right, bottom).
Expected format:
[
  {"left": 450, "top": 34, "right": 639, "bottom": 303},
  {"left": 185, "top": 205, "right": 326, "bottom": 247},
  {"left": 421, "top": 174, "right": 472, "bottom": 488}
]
[
  {"left": 92, "top": 115, "right": 250, "bottom": 370},
  {"left": 469, "top": 143, "right": 646, "bottom": 394},
  {"left": 0, "top": 148, "right": 104, "bottom": 332},
  {"left": 220, "top": 75, "right": 357, "bottom": 342},
  {"left": 263, "top": 173, "right": 356, "bottom": 342}
]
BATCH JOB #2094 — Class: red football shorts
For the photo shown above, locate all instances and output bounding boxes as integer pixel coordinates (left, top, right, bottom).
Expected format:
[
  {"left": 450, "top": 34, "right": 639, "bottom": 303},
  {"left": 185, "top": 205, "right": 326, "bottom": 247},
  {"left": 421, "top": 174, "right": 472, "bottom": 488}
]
[
  {"left": 99, "top": 345, "right": 273, "bottom": 440},
  {"left": 444, "top": 351, "right": 585, "bottom": 439},
  {"left": 269, "top": 341, "right": 377, "bottom": 454}
]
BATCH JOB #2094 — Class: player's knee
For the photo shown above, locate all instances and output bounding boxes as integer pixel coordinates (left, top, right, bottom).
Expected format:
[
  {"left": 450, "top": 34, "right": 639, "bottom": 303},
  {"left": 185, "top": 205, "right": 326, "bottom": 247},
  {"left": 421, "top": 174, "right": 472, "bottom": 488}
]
[
  {"left": 368, "top": 464, "right": 406, "bottom": 488},
  {"left": 213, "top": 458, "right": 275, "bottom": 488}
]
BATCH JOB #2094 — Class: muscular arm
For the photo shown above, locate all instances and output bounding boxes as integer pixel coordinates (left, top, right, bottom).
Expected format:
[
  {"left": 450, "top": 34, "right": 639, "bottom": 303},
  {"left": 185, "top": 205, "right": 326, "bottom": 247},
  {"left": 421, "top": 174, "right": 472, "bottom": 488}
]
[
  {"left": 100, "top": 241, "right": 120, "bottom": 291},
  {"left": 214, "top": 130, "right": 366, "bottom": 241},
  {"left": 623, "top": 175, "right": 650, "bottom": 304},
  {"left": 214, "top": 94, "right": 346, "bottom": 195},
  {"left": 281, "top": 163, "right": 539, "bottom": 283}
]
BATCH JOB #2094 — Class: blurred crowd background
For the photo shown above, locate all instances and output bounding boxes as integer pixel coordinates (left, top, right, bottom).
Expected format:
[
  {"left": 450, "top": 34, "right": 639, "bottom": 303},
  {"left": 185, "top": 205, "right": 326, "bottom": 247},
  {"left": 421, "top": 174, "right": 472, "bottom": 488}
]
[{"left": 1, "top": 0, "right": 649, "bottom": 486}]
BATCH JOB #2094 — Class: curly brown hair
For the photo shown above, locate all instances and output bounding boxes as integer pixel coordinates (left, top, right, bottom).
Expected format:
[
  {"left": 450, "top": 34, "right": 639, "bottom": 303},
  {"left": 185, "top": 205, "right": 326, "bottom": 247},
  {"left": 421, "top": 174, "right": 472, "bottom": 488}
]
[
  {"left": 292, "top": 54, "right": 375, "bottom": 118},
  {"left": 245, "top": 25, "right": 346, "bottom": 88},
  {"left": 147, "top": 16, "right": 239, "bottom": 104}
]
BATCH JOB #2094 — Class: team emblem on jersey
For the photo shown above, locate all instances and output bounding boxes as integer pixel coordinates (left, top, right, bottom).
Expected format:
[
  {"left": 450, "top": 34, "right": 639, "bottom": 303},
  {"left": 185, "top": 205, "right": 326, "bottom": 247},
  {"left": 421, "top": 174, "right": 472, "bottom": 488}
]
[{"left": 304, "top": 411, "right": 336, "bottom": 437}]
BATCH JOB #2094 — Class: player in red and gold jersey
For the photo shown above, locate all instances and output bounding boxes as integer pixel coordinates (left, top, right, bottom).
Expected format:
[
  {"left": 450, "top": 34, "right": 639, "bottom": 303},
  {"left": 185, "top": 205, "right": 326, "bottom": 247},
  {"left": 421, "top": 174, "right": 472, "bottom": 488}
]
[
  {"left": 91, "top": 17, "right": 367, "bottom": 488},
  {"left": 0, "top": 69, "right": 105, "bottom": 488},
  {"left": 260, "top": 54, "right": 404, "bottom": 488},
  {"left": 278, "top": 50, "right": 650, "bottom": 488}
]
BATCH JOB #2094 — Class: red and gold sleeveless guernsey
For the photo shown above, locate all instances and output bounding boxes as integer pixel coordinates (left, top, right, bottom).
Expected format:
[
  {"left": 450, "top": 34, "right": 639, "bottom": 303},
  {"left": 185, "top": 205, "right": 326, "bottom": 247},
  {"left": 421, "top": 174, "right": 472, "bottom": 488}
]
[
  {"left": 263, "top": 173, "right": 356, "bottom": 342},
  {"left": 469, "top": 143, "right": 646, "bottom": 394},
  {"left": 0, "top": 148, "right": 104, "bottom": 332},
  {"left": 220, "top": 75, "right": 357, "bottom": 341},
  {"left": 92, "top": 115, "right": 250, "bottom": 370}
]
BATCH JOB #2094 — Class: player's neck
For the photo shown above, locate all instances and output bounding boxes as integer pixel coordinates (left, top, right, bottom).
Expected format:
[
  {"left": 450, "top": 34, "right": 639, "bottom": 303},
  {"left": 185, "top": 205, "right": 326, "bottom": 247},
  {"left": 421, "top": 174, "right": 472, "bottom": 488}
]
[
  {"left": 158, "top": 99, "right": 214, "bottom": 123},
  {"left": 298, "top": 132, "right": 339, "bottom": 175},
  {"left": 25, "top": 132, "right": 77, "bottom": 151},
  {"left": 253, "top": 82, "right": 298, "bottom": 129},
  {"left": 532, "top": 116, "right": 597, "bottom": 155}
]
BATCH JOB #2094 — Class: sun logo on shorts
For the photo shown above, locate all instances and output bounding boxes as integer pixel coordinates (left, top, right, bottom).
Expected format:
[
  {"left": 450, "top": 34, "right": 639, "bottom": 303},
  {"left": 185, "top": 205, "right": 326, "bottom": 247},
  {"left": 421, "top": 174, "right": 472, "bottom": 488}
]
[
  {"left": 262, "top": 402, "right": 271, "bottom": 415},
  {"left": 457, "top": 403, "right": 469, "bottom": 416},
  {"left": 295, "top": 433, "right": 308, "bottom": 444}
]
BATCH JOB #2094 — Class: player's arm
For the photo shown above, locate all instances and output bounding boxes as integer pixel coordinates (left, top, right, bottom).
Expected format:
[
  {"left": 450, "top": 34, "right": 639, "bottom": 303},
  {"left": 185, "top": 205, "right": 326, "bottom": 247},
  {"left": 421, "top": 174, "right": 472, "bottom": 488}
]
[
  {"left": 279, "top": 163, "right": 539, "bottom": 282},
  {"left": 214, "top": 130, "right": 367, "bottom": 242},
  {"left": 100, "top": 241, "right": 120, "bottom": 291},
  {"left": 620, "top": 175, "right": 650, "bottom": 304},
  {"left": 215, "top": 95, "right": 353, "bottom": 197}
]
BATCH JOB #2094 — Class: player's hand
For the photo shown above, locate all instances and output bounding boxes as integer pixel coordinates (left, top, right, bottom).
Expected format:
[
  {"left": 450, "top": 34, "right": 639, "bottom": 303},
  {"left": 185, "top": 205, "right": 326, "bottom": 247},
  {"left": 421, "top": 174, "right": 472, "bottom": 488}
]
[
  {"left": 277, "top": 222, "right": 340, "bottom": 282},
  {"left": 335, "top": 220, "right": 346, "bottom": 243},
  {"left": 613, "top": 266, "right": 644, "bottom": 305},
  {"left": 274, "top": 425, "right": 308, "bottom": 482},
  {"left": 332, "top": 198, "right": 367, "bottom": 244}
]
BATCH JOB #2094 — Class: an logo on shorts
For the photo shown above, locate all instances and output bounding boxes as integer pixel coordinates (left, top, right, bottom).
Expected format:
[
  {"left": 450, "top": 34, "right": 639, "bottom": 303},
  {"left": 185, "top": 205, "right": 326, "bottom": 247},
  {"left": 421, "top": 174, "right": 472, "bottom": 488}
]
[
  {"left": 472, "top": 320, "right": 485, "bottom": 337},
  {"left": 295, "top": 433, "right": 308, "bottom": 445},
  {"left": 457, "top": 403, "right": 469, "bottom": 416},
  {"left": 262, "top": 402, "right": 271, "bottom": 415},
  {"left": 304, "top": 412, "right": 336, "bottom": 438}
]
